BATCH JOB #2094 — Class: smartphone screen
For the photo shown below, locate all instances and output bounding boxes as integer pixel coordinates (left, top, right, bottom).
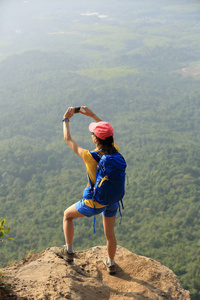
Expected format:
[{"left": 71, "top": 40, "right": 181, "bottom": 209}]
[{"left": 74, "top": 107, "right": 80, "bottom": 113}]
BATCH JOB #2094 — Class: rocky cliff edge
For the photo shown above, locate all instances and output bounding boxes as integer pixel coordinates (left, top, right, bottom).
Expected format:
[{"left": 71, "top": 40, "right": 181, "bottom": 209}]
[{"left": 0, "top": 245, "right": 190, "bottom": 299}]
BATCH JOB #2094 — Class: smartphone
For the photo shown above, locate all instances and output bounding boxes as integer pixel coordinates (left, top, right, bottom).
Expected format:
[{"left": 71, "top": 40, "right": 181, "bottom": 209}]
[{"left": 74, "top": 107, "right": 81, "bottom": 113}]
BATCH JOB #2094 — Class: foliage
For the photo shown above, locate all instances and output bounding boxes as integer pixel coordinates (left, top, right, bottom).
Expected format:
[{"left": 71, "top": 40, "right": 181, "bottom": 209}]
[
  {"left": 0, "top": 219, "right": 13, "bottom": 294},
  {"left": 0, "top": 219, "right": 14, "bottom": 242},
  {"left": 0, "top": 272, "right": 5, "bottom": 291},
  {"left": 0, "top": 0, "right": 200, "bottom": 299}
]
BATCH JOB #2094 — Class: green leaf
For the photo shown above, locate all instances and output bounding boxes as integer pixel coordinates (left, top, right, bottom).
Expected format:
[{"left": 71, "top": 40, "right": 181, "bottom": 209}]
[
  {"left": 8, "top": 238, "right": 15, "bottom": 241},
  {"left": 6, "top": 227, "right": 10, "bottom": 234},
  {"left": 1, "top": 219, "right": 5, "bottom": 226}
]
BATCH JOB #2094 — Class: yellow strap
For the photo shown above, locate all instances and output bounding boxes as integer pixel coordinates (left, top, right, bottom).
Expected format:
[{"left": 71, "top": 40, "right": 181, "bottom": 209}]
[
  {"left": 98, "top": 176, "right": 109, "bottom": 188},
  {"left": 84, "top": 199, "right": 106, "bottom": 208}
]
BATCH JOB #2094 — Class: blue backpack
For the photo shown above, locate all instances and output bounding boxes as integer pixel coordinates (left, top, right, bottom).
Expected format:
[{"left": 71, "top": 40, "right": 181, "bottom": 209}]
[
  {"left": 89, "top": 151, "right": 127, "bottom": 207},
  {"left": 89, "top": 150, "right": 127, "bottom": 232}
]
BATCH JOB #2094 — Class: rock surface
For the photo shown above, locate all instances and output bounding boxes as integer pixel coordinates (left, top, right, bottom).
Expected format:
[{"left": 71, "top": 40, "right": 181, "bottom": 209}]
[{"left": 1, "top": 245, "right": 190, "bottom": 299}]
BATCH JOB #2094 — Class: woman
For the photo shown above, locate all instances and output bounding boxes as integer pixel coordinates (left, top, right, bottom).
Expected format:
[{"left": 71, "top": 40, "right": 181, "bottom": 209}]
[{"left": 55, "top": 106, "right": 119, "bottom": 275}]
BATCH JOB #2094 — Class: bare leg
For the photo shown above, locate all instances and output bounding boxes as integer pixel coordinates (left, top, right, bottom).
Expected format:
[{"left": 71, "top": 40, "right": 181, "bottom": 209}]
[
  {"left": 102, "top": 215, "right": 117, "bottom": 260},
  {"left": 63, "top": 204, "right": 85, "bottom": 245}
]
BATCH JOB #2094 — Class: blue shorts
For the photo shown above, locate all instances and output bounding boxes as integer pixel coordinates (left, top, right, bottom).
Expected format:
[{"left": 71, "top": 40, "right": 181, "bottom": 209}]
[{"left": 75, "top": 199, "right": 119, "bottom": 217}]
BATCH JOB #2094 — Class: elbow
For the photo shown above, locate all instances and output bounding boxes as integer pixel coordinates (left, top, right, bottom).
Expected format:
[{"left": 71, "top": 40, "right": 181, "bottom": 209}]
[
  {"left": 64, "top": 135, "right": 71, "bottom": 144},
  {"left": 64, "top": 136, "right": 69, "bottom": 143}
]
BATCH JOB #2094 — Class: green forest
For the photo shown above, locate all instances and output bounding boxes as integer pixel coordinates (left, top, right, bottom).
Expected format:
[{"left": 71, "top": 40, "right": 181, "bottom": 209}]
[{"left": 0, "top": 0, "right": 200, "bottom": 298}]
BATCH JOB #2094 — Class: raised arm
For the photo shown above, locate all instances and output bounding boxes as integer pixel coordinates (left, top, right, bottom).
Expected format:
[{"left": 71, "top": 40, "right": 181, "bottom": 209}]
[
  {"left": 63, "top": 107, "right": 83, "bottom": 158},
  {"left": 80, "top": 106, "right": 116, "bottom": 143}
]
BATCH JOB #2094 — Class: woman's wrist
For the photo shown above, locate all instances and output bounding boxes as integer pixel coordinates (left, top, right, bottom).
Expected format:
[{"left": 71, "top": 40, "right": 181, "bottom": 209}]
[
  {"left": 63, "top": 117, "right": 70, "bottom": 122},
  {"left": 63, "top": 113, "right": 70, "bottom": 119}
]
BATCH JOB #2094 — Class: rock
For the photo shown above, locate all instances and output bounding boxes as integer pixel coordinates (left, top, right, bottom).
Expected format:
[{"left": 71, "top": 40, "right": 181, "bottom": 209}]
[{"left": 1, "top": 245, "right": 190, "bottom": 299}]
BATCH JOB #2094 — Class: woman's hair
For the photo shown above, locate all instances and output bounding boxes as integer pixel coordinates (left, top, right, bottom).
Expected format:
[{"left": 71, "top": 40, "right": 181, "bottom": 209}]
[{"left": 93, "top": 134, "right": 117, "bottom": 154}]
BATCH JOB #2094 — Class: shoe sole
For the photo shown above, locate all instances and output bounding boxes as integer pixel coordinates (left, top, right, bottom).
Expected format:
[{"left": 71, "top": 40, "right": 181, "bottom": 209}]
[
  {"left": 103, "top": 258, "right": 117, "bottom": 275},
  {"left": 51, "top": 249, "right": 73, "bottom": 263},
  {"left": 107, "top": 268, "right": 116, "bottom": 275}
]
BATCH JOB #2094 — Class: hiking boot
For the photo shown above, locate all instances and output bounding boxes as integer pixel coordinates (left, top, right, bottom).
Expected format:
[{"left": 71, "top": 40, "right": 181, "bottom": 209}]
[
  {"left": 52, "top": 247, "right": 74, "bottom": 263},
  {"left": 105, "top": 258, "right": 116, "bottom": 275}
]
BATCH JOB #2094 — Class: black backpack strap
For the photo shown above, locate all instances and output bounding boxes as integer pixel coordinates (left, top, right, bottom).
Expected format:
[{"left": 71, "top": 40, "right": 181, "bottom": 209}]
[{"left": 118, "top": 199, "right": 124, "bottom": 225}]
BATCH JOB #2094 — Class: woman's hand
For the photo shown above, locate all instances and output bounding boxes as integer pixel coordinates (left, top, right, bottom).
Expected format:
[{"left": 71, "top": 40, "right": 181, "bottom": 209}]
[
  {"left": 63, "top": 107, "right": 75, "bottom": 119},
  {"left": 80, "top": 106, "right": 102, "bottom": 122},
  {"left": 79, "top": 106, "right": 95, "bottom": 117},
  {"left": 64, "top": 106, "right": 102, "bottom": 122}
]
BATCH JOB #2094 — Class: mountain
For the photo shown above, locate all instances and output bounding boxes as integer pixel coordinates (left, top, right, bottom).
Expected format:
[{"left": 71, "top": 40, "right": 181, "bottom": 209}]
[{"left": 1, "top": 0, "right": 200, "bottom": 298}]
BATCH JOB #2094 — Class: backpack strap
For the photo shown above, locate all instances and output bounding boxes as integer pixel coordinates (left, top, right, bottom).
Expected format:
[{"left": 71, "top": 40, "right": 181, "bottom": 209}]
[
  {"left": 90, "top": 150, "right": 102, "bottom": 163},
  {"left": 89, "top": 151, "right": 102, "bottom": 233},
  {"left": 88, "top": 151, "right": 102, "bottom": 189},
  {"left": 118, "top": 199, "right": 124, "bottom": 225},
  {"left": 93, "top": 215, "right": 96, "bottom": 233}
]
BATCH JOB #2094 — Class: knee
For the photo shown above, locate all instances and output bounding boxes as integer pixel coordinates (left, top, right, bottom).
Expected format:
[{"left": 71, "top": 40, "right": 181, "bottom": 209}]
[{"left": 63, "top": 209, "right": 73, "bottom": 221}]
